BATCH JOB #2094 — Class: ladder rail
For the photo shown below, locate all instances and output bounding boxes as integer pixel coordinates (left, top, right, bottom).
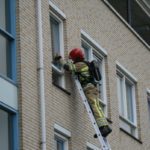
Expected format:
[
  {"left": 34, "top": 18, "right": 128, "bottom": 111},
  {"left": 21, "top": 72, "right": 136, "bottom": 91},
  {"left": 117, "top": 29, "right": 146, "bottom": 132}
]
[{"left": 74, "top": 77, "right": 111, "bottom": 150}]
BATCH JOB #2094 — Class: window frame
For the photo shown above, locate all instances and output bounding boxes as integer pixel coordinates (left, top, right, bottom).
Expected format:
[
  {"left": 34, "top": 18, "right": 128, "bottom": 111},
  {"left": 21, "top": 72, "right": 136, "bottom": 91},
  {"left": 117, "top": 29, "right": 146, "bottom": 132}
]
[
  {"left": 54, "top": 132, "right": 68, "bottom": 150},
  {"left": 0, "top": 0, "right": 16, "bottom": 81},
  {"left": 50, "top": 10, "right": 65, "bottom": 88},
  {"left": 116, "top": 62, "right": 138, "bottom": 137},
  {"left": 86, "top": 142, "right": 100, "bottom": 150},
  {"left": 147, "top": 89, "right": 150, "bottom": 122},
  {"left": 0, "top": 102, "right": 18, "bottom": 150},
  {"left": 117, "top": 71, "right": 137, "bottom": 124},
  {"left": 81, "top": 31, "right": 108, "bottom": 116},
  {"left": 54, "top": 124, "right": 71, "bottom": 150}
]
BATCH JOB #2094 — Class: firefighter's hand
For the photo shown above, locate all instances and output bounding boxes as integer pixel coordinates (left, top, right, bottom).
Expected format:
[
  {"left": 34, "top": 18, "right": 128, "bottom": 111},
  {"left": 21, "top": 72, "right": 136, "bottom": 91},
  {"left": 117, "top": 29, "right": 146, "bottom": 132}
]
[{"left": 53, "top": 55, "right": 64, "bottom": 67}]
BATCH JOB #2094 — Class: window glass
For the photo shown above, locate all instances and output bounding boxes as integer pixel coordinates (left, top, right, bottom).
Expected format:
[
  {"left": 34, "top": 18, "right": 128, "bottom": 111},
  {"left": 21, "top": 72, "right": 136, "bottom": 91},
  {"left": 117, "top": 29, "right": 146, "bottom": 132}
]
[
  {"left": 0, "top": 0, "right": 7, "bottom": 30},
  {"left": 126, "top": 81, "right": 134, "bottom": 122},
  {"left": 117, "top": 73, "right": 135, "bottom": 123},
  {"left": 107, "top": 0, "right": 128, "bottom": 20},
  {"left": 55, "top": 134, "right": 67, "bottom": 150},
  {"left": 0, "top": 0, "right": 16, "bottom": 80},
  {"left": 94, "top": 55, "right": 103, "bottom": 99},
  {"left": 52, "top": 70, "right": 63, "bottom": 85},
  {"left": 50, "top": 16, "right": 60, "bottom": 61},
  {"left": 0, "top": 34, "right": 9, "bottom": 76},
  {"left": 117, "top": 75, "right": 125, "bottom": 116},
  {"left": 50, "top": 13, "right": 64, "bottom": 87},
  {"left": 56, "top": 139, "right": 64, "bottom": 150},
  {"left": 0, "top": 109, "right": 10, "bottom": 150},
  {"left": 82, "top": 40, "right": 107, "bottom": 114},
  {"left": 82, "top": 43, "right": 90, "bottom": 61},
  {"left": 107, "top": 0, "right": 150, "bottom": 45},
  {"left": 117, "top": 72, "right": 135, "bottom": 123},
  {"left": 147, "top": 92, "right": 150, "bottom": 121},
  {"left": 117, "top": 68, "right": 137, "bottom": 137}
]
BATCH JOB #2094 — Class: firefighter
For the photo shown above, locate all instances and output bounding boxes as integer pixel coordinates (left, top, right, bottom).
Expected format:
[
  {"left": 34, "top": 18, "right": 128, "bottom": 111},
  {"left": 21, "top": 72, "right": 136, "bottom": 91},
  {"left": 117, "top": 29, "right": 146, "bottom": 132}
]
[{"left": 54, "top": 48, "right": 112, "bottom": 138}]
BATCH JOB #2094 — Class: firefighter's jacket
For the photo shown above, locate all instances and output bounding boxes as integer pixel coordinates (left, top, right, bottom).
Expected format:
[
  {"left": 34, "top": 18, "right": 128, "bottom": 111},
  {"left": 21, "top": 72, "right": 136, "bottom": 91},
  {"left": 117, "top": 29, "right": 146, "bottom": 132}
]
[{"left": 64, "top": 61, "right": 108, "bottom": 127}]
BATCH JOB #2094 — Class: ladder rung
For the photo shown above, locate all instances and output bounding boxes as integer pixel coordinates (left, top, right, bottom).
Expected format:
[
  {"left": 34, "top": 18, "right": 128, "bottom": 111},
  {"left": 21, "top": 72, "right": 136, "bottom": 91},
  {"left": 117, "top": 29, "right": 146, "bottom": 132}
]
[{"left": 74, "top": 77, "right": 111, "bottom": 150}]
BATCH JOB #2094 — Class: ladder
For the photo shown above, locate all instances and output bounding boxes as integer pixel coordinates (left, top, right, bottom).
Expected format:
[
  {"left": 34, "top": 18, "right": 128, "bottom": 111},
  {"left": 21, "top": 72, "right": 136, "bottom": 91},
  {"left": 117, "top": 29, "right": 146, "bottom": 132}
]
[{"left": 74, "top": 76, "right": 111, "bottom": 150}]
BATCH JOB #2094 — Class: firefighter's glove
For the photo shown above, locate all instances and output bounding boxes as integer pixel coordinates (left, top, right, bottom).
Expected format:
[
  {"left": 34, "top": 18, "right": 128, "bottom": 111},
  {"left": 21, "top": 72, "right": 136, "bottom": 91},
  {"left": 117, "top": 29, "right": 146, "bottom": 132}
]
[
  {"left": 54, "top": 55, "right": 62, "bottom": 61},
  {"left": 53, "top": 55, "right": 65, "bottom": 68},
  {"left": 63, "top": 64, "right": 70, "bottom": 71}
]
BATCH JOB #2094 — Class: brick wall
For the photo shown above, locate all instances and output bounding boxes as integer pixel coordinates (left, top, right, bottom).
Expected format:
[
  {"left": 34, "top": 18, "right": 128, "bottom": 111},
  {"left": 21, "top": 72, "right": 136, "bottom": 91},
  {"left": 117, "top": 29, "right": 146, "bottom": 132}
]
[{"left": 17, "top": 0, "right": 150, "bottom": 149}]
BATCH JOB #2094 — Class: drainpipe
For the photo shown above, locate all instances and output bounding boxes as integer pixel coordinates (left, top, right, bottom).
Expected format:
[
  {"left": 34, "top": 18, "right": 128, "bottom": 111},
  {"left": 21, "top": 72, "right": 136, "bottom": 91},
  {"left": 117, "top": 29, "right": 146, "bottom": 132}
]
[{"left": 36, "top": 0, "right": 46, "bottom": 150}]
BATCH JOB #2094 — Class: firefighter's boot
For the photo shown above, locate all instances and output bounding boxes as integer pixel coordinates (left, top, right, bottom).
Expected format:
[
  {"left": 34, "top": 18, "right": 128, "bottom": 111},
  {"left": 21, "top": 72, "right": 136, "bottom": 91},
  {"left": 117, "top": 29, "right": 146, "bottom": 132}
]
[{"left": 94, "top": 125, "right": 112, "bottom": 138}]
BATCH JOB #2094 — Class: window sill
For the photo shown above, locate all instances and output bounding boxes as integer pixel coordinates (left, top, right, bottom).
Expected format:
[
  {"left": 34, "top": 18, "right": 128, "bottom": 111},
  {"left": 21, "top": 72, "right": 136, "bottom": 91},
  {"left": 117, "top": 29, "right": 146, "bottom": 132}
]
[
  {"left": 102, "top": 0, "right": 150, "bottom": 50},
  {"left": 120, "top": 128, "right": 142, "bottom": 144},
  {"left": 0, "top": 74, "right": 17, "bottom": 87},
  {"left": 119, "top": 116, "right": 137, "bottom": 128},
  {"left": 53, "top": 82, "right": 71, "bottom": 95}
]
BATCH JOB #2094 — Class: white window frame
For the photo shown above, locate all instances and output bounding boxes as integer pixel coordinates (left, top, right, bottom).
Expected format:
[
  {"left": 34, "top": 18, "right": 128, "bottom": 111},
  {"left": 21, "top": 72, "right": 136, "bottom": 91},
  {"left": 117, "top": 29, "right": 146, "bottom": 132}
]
[
  {"left": 81, "top": 30, "right": 108, "bottom": 116},
  {"left": 55, "top": 132, "right": 68, "bottom": 150},
  {"left": 49, "top": 1, "right": 66, "bottom": 88},
  {"left": 116, "top": 61, "right": 138, "bottom": 137},
  {"left": 54, "top": 124, "right": 71, "bottom": 150},
  {"left": 86, "top": 142, "right": 100, "bottom": 150}
]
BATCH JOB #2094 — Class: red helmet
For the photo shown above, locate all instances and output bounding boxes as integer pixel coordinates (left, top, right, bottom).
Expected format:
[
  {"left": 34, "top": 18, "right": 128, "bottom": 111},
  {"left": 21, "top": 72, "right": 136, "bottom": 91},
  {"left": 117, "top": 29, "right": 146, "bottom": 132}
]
[{"left": 69, "top": 48, "right": 84, "bottom": 61}]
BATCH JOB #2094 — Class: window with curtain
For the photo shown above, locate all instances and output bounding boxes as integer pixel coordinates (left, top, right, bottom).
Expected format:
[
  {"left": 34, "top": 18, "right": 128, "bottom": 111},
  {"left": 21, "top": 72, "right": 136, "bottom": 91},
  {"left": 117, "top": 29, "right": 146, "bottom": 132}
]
[
  {"left": 0, "top": 0, "right": 16, "bottom": 81},
  {"left": 50, "top": 13, "right": 65, "bottom": 88}
]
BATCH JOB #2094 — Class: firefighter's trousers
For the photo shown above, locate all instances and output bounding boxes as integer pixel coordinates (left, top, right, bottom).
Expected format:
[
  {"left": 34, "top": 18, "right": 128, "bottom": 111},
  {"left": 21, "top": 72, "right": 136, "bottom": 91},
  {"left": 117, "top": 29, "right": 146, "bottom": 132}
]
[{"left": 83, "top": 83, "right": 108, "bottom": 127}]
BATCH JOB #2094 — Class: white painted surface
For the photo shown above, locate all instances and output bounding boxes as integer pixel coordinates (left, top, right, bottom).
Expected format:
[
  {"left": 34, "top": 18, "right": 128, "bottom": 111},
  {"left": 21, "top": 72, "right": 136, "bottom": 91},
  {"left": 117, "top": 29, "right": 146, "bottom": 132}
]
[{"left": 0, "top": 77, "right": 18, "bottom": 109}]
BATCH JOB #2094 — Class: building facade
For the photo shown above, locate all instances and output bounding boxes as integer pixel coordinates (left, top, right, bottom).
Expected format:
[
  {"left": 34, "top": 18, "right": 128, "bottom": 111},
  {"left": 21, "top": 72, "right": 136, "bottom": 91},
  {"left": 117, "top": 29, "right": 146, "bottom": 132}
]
[{"left": 0, "top": 0, "right": 150, "bottom": 150}]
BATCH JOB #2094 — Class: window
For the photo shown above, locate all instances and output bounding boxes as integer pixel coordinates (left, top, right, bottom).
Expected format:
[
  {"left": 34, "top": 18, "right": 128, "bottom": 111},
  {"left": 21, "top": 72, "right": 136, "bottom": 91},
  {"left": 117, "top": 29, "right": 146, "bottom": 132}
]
[
  {"left": 50, "top": 5, "right": 66, "bottom": 88},
  {"left": 147, "top": 90, "right": 150, "bottom": 122},
  {"left": 0, "top": 106, "right": 18, "bottom": 150},
  {"left": 106, "top": 0, "right": 150, "bottom": 45},
  {"left": 50, "top": 14, "right": 65, "bottom": 87},
  {"left": 54, "top": 124, "right": 71, "bottom": 150},
  {"left": 86, "top": 142, "right": 100, "bottom": 150},
  {"left": 0, "top": 0, "right": 16, "bottom": 81},
  {"left": 116, "top": 62, "right": 138, "bottom": 137},
  {"left": 87, "top": 148, "right": 93, "bottom": 150},
  {"left": 81, "top": 30, "right": 108, "bottom": 115},
  {"left": 55, "top": 133, "right": 68, "bottom": 150}
]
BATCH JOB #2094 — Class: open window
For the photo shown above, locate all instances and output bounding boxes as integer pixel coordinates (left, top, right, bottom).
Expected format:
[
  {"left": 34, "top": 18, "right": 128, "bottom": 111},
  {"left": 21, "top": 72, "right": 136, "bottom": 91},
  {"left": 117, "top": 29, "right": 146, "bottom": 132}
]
[
  {"left": 49, "top": 1, "right": 66, "bottom": 88},
  {"left": 81, "top": 30, "right": 108, "bottom": 115}
]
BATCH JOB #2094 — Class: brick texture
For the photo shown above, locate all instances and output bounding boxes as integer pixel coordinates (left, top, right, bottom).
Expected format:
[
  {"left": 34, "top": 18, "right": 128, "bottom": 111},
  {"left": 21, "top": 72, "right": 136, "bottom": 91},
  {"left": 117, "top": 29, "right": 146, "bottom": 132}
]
[{"left": 17, "top": 0, "right": 150, "bottom": 149}]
